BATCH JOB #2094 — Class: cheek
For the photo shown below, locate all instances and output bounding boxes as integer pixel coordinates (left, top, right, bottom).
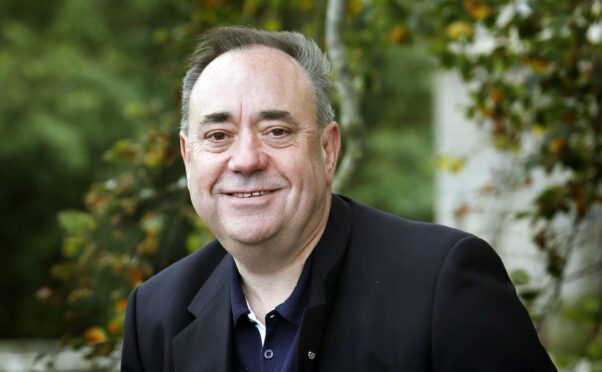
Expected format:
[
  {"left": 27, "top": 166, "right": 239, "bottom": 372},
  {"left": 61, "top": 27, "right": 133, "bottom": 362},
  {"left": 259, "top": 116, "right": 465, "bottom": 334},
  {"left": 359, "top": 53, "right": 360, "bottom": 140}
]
[
  {"left": 291, "top": 157, "right": 327, "bottom": 191},
  {"left": 187, "top": 159, "right": 219, "bottom": 194}
]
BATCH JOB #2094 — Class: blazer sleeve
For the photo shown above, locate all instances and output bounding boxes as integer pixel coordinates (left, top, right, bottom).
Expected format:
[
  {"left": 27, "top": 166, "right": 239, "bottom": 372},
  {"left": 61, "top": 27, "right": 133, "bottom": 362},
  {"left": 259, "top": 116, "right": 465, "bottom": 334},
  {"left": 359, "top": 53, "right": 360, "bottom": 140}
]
[
  {"left": 122, "top": 287, "right": 145, "bottom": 372},
  {"left": 431, "top": 235, "right": 557, "bottom": 372}
]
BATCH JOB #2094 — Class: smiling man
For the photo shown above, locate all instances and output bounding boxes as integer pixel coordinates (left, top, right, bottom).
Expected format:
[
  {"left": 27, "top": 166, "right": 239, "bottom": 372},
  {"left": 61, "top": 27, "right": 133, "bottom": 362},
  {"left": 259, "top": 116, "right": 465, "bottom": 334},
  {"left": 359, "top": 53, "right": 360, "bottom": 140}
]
[{"left": 121, "top": 27, "right": 556, "bottom": 372}]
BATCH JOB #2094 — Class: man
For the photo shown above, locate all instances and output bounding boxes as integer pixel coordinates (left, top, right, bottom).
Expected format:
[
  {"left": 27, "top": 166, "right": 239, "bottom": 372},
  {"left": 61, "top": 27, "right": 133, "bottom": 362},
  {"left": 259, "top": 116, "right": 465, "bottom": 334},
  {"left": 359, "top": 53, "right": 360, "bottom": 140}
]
[{"left": 122, "top": 26, "right": 556, "bottom": 371}]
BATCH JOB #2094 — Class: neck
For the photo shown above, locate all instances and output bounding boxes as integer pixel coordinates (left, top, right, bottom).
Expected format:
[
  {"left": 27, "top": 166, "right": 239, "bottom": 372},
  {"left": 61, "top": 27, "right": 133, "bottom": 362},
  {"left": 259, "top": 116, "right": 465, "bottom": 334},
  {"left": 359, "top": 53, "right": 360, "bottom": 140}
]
[
  {"left": 236, "top": 248, "right": 311, "bottom": 323},
  {"left": 233, "top": 196, "right": 331, "bottom": 323}
]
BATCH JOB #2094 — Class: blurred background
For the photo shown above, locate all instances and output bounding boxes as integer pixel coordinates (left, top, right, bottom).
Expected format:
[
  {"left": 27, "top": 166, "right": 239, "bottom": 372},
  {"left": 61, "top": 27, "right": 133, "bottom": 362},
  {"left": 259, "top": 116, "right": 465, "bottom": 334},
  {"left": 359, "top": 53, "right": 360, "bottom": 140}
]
[{"left": 0, "top": 0, "right": 600, "bottom": 370}]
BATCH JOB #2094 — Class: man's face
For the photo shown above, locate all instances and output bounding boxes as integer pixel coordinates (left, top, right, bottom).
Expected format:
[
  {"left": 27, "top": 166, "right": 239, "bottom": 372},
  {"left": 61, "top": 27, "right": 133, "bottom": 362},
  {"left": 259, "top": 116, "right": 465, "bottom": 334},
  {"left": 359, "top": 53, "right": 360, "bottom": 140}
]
[{"left": 180, "top": 47, "right": 340, "bottom": 253}]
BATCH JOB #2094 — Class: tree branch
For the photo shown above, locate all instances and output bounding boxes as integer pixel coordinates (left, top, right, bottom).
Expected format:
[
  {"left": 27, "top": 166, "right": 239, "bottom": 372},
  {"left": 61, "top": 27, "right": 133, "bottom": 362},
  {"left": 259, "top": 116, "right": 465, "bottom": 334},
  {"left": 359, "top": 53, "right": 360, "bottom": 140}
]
[
  {"left": 326, "top": 0, "right": 365, "bottom": 192},
  {"left": 536, "top": 222, "right": 582, "bottom": 328}
]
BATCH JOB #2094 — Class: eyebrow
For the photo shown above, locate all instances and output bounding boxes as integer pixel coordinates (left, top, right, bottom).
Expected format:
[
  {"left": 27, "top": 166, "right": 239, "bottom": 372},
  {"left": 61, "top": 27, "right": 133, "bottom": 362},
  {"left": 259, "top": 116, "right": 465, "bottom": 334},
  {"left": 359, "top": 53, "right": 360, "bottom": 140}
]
[
  {"left": 198, "top": 110, "right": 300, "bottom": 127},
  {"left": 200, "top": 112, "right": 232, "bottom": 126},
  {"left": 259, "top": 110, "right": 300, "bottom": 127}
]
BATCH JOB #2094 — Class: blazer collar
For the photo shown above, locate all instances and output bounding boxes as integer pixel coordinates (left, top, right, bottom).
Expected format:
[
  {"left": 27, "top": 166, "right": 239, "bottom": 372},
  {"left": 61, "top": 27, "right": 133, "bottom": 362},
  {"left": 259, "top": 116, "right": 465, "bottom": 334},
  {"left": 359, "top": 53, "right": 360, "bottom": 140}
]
[
  {"left": 172, "top": 252, "right": 234, "bottom": 372},
  {"left": 308, "top": 194, "right": 353, "bottom": 306}
]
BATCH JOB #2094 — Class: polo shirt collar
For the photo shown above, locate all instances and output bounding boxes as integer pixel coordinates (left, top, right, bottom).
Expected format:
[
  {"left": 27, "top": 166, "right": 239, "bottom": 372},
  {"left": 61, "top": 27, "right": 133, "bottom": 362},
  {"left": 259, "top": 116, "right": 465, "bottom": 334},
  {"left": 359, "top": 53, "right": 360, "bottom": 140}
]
[
  {"left": 229, "top": 260, "right": 249, "bottom": 326},
  {"left": 274, "top": 255, "right": 312, "bottom": 326},
  {"left": 230, "top": 254, "right": 313, "bottom": 327}
]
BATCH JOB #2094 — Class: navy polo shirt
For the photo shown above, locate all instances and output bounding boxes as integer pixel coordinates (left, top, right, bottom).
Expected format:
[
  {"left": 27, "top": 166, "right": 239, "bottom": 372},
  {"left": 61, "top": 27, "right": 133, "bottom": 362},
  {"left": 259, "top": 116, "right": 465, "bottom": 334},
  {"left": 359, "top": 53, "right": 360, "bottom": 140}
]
[{"left": 230, "top": 256, "right": 313, "bottom": 372}]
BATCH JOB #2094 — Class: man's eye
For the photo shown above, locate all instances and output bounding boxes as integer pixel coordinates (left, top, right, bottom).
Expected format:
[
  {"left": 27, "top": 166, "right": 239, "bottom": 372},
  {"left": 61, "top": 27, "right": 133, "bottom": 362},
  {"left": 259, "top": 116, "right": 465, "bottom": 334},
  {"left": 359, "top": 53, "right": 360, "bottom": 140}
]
[
  {"left": 207, "top": 132, "right": 227, "bottom": 141},
  {"left": 269, "top": 128, "right": 288, "bottom": 137}
]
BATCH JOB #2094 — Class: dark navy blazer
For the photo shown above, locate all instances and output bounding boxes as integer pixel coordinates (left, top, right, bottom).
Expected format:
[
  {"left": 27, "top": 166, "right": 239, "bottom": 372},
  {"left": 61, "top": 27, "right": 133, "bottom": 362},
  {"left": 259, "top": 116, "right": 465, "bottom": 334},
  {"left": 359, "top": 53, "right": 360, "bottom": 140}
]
[{"left": 122, "top": 195, "right": 557, "bottom": 371}]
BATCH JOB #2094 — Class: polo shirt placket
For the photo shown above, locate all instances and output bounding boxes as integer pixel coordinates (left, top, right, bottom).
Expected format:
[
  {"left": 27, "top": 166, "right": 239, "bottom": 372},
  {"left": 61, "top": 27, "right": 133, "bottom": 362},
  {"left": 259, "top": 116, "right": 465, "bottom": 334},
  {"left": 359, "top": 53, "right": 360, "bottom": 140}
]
[{"left": 230, "top": 256, "right": 313, "bottom": 372}]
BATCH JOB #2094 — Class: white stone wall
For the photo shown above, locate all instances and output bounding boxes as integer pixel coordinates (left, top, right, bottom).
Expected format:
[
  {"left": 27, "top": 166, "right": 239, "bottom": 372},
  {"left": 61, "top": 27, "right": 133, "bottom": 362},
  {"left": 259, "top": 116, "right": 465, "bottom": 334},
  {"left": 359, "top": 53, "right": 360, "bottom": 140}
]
[
  {"left": 434, "top": 71, "right": 601, "bottom": 301},
  {"left": 435, "top": 71, "right": 544, "bottom": 274}
]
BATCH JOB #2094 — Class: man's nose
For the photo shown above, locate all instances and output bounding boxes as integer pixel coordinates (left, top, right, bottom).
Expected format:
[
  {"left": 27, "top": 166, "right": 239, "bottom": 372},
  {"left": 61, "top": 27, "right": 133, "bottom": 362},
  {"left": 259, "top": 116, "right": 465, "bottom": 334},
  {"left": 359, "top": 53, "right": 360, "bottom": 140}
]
[{"left": 227, "top": 132, "right": 268, "bottom": 174}]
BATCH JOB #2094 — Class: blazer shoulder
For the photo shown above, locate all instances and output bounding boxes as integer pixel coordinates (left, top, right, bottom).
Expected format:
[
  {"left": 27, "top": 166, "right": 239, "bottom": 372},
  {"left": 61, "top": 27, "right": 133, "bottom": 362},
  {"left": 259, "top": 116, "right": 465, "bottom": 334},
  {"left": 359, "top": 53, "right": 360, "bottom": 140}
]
[
  {"left": 345, "top": 196, "right": 473, "bottom": 256},
  {"left": 136, "top": 240, "right": 227, "bottom": 305}
]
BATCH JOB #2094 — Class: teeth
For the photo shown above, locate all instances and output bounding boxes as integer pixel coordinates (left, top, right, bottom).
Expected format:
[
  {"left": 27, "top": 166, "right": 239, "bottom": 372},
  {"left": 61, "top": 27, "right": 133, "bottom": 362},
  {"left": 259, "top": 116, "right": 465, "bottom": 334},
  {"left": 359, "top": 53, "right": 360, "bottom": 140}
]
[{"left": 232, "top": 191, "right": 269, "bottom": 198}]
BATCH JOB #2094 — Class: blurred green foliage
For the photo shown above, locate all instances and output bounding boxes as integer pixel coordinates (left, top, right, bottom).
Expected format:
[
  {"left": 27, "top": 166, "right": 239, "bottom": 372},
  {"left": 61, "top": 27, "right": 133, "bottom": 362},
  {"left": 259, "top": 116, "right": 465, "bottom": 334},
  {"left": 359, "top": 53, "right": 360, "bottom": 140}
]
[
  {"left": 1, "top": 0, "right": 435, "bottom": 356},
  {"left": 346, "top": 46, "right": 434, "bottom": 221},
  {"left": 0, "top": 0, "right": 183, "bottom": 337}
]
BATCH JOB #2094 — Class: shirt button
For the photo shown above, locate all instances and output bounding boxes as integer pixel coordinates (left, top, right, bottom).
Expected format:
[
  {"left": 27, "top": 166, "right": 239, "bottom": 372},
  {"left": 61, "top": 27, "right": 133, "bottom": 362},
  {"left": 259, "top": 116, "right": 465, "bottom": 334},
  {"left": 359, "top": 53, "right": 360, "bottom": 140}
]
[
  {"left": 307, "top": 351, "right": 316, "bottom": 360},
  {"left": 264, "top": 349, "right": 274, "bottom": 359}
]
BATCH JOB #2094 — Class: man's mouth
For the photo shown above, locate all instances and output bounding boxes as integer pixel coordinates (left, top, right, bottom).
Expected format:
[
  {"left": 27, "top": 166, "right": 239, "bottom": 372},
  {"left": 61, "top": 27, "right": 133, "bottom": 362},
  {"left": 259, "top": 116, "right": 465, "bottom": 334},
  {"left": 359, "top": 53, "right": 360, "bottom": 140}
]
[{"left": 228, "top": 190, "right": 274, "bottom": 198}]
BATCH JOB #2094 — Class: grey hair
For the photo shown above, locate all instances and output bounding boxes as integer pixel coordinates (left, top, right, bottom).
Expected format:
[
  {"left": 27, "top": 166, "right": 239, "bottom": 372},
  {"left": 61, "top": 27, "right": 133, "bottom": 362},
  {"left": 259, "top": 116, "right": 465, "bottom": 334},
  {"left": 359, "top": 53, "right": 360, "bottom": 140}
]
[{"left": 180, "top": 26, "right": 335, "bottom": 133}]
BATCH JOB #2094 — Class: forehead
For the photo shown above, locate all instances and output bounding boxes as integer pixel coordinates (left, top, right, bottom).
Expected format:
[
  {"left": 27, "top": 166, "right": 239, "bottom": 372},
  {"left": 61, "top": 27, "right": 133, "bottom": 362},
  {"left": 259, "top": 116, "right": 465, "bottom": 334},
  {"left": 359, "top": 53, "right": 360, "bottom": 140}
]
[{"left": 189, "top": 46, "right": 315, "bottom": 117}]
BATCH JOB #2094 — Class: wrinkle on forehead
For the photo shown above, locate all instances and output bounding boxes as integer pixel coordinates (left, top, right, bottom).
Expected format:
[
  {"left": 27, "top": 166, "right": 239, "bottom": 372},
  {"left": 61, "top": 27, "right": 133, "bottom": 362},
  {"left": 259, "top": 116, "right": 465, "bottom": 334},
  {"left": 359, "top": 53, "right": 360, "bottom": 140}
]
[{"left": 188, "top": 46, "right": 317, "bottom": 127}]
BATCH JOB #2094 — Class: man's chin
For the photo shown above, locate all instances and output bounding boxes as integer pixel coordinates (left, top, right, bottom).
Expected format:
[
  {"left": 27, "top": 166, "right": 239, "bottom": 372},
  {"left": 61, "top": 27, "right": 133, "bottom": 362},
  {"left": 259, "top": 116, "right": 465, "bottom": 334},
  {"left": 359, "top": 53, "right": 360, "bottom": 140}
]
[{"left": 219, "top": 223, "right": 280, "bottom": 248}]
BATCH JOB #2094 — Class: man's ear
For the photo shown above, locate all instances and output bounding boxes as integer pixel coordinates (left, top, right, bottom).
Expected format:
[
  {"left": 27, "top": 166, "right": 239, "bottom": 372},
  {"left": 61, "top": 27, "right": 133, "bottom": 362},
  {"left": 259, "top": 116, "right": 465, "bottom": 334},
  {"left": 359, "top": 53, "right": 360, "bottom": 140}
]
[
  {"left": 180, "top": 132, "right": 190, "bottom": 178},
  {"left": 321, "top": 121, "right": 341, "bottom": 185}
]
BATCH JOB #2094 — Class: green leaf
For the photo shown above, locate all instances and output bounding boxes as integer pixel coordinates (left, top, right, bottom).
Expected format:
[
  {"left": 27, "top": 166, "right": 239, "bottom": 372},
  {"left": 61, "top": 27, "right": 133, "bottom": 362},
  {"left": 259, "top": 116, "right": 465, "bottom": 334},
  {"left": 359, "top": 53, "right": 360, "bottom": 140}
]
[
  {"left": 535, "top": 185, "right": 570, "bottom": 220},
  {"left": 62, "top": 236, "right": 85, "bottom": 258},
  {"left": 518, "top": 287, "right": 540, "bottom": 302},
  {"left": 514, "top": 211, "right": 532, "bottom": 220},
  {"left": 510, "top": 269, "right": 531, "bottom": 285},
  {"left": 140, "top": 213, "right": 164, "bottom": 233},
  {"left": 50, "top": 262, "right": 74, "bottom": 281},
  {"left": 58, "top": 210, "right": 97, "bottom": 235}
]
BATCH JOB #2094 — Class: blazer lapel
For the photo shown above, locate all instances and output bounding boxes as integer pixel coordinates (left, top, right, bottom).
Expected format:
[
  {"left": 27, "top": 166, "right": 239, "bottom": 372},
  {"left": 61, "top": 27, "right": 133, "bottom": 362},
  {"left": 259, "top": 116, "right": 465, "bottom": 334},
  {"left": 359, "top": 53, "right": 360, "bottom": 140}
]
[
  {"left": 296, "top": 195, "right": 352, "bottom": 371},
  {"left": 172, "top": 256, "right": 234, "bottom": 372}
]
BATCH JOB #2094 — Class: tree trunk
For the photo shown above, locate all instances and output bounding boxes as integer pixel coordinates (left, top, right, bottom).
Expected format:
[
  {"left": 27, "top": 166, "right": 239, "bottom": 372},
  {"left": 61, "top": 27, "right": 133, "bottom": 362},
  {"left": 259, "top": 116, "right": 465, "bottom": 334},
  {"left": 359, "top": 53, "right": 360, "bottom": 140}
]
[{"left": 326, "top": 0, "right": 364, "bottom": 192}]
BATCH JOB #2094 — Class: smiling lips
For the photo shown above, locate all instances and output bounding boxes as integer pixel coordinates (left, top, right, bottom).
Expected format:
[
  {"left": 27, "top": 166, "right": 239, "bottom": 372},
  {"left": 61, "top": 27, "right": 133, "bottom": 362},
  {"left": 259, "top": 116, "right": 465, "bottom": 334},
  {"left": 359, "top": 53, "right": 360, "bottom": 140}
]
[{"left": 228, "top": 190, "right": 274, "bottom": 198}]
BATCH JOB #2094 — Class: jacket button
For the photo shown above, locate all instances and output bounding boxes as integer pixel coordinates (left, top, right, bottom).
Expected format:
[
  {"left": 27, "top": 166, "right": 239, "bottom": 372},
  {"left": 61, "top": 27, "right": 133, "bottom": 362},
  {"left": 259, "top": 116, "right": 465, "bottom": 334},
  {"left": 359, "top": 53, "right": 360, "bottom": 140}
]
[{"left": 307, "top": 351, "right": 316, "bottom": 360}]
